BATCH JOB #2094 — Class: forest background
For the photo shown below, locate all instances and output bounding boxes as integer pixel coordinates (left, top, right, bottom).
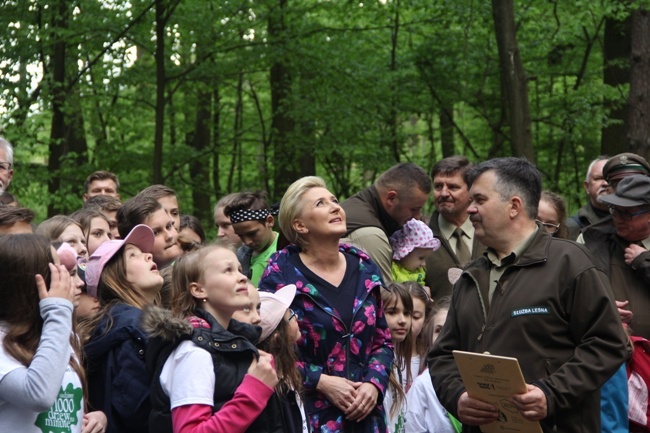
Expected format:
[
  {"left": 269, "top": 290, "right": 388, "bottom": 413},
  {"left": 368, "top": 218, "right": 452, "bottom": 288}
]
[{"left": 2, "top": 0, "right": 650, "bottom": 235}]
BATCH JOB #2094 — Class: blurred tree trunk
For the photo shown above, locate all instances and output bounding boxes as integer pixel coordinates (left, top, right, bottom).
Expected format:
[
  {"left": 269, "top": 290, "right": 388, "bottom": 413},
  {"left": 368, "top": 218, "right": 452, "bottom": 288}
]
[
  {"left": 153, "top": 0, "right": 167, "bottom": 184},
  {"left": 189, "top": 60, "right": 212, "bottom": 223},
  {"left": 269, "top": 0, "right": 297, "bottom": 199},
  {"left": 628, "top": 9, "right": 650, "bottom": 161},
  {"left": 440, "top": 104, "right": 455, "bottom": 157},
  {"left": 602, "top": 14, "right": 631, "bottom": 156},
  {"left": 491, "top": 0, "right": 534, "bottom": 162},
  {"left": 48, "top": 0, "right": 88, "bottom": 216}
]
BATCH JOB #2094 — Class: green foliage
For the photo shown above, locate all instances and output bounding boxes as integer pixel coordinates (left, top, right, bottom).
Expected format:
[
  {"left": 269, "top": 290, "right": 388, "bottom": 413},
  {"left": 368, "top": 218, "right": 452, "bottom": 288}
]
[{"left": 0, "top": 0, "right": 641, "bottom": 227}]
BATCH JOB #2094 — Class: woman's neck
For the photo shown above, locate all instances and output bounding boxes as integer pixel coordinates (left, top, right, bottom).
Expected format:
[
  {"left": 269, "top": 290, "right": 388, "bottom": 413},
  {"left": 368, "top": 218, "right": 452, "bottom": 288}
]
[{"left": 300, "top": 242, "right": 342, "bottom": 271}]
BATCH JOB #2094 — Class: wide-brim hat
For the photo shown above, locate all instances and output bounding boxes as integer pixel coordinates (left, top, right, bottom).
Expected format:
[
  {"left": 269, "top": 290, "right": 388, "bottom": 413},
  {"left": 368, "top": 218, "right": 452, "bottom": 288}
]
[
  {"left": 85, "top": 224, "right": 155, "bottom": 297},
  {"left": 258, "top": 284, "right": 297, "bottom": 342},
  {"left": 598, "top": 175, "right": 650, "bottom": 208}
]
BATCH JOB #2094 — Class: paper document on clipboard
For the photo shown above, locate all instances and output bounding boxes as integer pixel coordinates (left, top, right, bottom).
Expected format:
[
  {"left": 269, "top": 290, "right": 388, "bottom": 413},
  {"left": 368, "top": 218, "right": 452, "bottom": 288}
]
[{"left": 453, "top": 350, "right": 543, "bottom": 433}]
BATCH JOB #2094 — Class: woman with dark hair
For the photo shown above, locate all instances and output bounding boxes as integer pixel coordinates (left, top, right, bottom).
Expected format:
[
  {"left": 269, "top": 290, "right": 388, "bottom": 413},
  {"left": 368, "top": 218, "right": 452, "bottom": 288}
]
[
  {"left": 259, "top": 176, "right": 394, "bottom": 433},
  {"left": 0, "top": 234, "right": 82, "bottom": 432}
]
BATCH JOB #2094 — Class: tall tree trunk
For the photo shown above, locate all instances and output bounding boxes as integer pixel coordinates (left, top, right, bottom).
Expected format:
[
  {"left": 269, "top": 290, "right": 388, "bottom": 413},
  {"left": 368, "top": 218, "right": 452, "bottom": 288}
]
[
  {"left": 47, "top": 0, "right": 88, "bottom": 216},
  {"left": 48, "top": 0, "right": 66, "bottom": 216},
  {"left": 387, "top": 0, "right": 401, "bottom": 162},
  {"left": 491, "top": 0, "right": 534, "bottom": 162},
  {"left": 153, "top": 0, "right": 166, "bottom": 184},
  {"left": 602, "top": 14, "right": 631, "bottom": 156},
  {"left": 269, "top": 0, "right": 296, "bottom": 199},
  {"left": 212, "top": 86, "right": 221, "bottom": 196},
  {"left": 628, "top": 9, "right": 650, "bottom": 160},
  {"left": 189, "top": 39, "right": 212, "bottom": 223},
  {"left": 440, "top": 103, "right": 455, "bottom": 157}
]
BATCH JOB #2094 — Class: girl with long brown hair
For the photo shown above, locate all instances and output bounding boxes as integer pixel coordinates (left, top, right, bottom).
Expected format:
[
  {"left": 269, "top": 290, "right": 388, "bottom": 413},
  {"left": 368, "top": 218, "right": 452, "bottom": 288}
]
[
  {"left": 0, "top": 234, "right": 81, "bottom": 432},
  {"left": 80, "top": 224, "right": 163, "bottom": 433}
]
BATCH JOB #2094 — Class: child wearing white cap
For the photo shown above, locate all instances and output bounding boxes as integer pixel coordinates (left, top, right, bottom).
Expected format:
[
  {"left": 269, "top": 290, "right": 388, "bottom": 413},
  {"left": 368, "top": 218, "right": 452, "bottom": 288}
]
[
  {"left": 258, "top": 285, "right": 309, "bottom": 433},
  {"left": 389, "top": 219, "right": 441, "bottom": 285}
]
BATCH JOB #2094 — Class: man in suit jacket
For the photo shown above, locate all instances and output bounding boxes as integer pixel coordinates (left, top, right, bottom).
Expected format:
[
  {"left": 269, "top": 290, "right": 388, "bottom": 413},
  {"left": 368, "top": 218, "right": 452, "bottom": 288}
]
[{"left": 425, "top": 156, "right": 486, "bottom": 299}]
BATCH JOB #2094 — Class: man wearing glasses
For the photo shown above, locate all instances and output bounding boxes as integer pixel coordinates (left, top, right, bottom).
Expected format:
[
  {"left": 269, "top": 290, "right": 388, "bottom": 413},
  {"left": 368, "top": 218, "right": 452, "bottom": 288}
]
[
  {"left": 583, "top": 175, "right": 650, "bottom": 339},
  {"left": 0, "top": 137, "right": 14, "bottom": 196}
]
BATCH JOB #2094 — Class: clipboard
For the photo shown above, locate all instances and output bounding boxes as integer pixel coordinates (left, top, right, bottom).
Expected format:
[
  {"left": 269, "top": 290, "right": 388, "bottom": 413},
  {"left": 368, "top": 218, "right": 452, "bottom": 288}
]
[{"left": 453, "top": 350, "right": 543, "bottom": 433}]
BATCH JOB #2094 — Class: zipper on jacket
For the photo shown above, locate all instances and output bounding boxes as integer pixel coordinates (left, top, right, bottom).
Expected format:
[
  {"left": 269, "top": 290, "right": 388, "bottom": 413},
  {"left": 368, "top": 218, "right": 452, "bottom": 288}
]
[
  {"left": 301, "top": 293, "right": 351, "bottom": 379},
  {"left": 465, "top": 272, "right": 488, "bottom": 343}
]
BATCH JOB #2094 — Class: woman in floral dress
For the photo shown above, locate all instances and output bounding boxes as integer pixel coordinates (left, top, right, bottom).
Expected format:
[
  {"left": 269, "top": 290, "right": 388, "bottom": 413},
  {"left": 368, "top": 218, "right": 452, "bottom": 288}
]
[{"left": 259, "top": 176, "right": 394, "bottom": 433}]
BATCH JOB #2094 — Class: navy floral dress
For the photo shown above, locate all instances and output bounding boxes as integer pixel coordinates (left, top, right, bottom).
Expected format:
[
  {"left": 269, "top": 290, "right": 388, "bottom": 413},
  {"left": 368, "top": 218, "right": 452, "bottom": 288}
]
[{"left": 259, "top": 244, "right": 394, "bottom": 433}]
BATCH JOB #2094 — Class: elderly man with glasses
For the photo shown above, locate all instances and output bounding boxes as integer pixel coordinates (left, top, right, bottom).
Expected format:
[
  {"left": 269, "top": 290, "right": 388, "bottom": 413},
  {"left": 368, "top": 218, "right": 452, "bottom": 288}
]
[
  {"left": 583, "top": 174, "right": 650, "bottom": 339},
  {"left": 0, "top": 137, "right": 14, "bottom": 196}
]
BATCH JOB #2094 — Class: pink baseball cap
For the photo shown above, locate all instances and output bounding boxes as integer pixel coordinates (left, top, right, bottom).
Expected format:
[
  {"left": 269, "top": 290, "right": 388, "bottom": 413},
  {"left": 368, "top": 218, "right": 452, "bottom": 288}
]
[
  {"left": 259, "top": 284, "right": 297, "bottom": 342},
  {"left": 85, "top": 224, "right": 155, "bottom": 298}
]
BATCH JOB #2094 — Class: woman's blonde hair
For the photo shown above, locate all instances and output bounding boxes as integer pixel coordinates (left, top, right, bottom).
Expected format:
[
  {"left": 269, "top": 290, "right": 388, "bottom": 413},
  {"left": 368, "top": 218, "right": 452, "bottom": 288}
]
[{"left": 278, "top": 176, "right": 327, "bottom": 250}]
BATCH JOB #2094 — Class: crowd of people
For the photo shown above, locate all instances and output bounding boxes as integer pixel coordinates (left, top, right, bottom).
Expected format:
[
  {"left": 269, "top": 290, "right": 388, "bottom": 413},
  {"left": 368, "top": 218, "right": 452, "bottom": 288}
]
[{"left": 0, "top": 133, "right": 648, "bottom": 433}]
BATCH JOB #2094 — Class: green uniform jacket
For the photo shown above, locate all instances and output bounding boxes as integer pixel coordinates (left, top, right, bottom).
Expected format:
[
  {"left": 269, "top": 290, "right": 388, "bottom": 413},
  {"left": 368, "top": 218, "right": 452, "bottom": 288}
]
[{"left": 428, "top": 229, "right": 628, "bottom": 433}]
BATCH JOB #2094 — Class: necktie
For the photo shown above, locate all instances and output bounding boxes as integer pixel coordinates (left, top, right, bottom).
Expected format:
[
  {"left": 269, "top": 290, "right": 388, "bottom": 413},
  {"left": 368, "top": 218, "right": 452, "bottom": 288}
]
[{"left": 453, "top": 227, "right": 471, "bottom": 266}]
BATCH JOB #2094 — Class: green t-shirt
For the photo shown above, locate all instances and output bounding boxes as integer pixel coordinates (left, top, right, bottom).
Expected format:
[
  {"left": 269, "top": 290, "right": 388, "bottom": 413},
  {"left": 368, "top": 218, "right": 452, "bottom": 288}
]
[{"left": 250, "top": 231, "right": 279, "bottom": 286}]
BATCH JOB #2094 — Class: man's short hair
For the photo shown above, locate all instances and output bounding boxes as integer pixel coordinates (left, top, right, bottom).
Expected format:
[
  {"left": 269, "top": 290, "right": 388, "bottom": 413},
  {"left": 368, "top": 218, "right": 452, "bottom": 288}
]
[
  {"left": 117, "top": 195, "right": 163, "bottom": 238},
  {"left": 0, "top": 206, "right": 34, "bottom": 227},
  {"left": 0, "top": 137, "right": 14, "bottom": 165},
  {"left": 467, "top": 157, "right": 541, "bottom": 219},
  {"left": 84, "top": 171, "right": 120, "bottom": 193},
  {"left": 223, "top": 191, "right": 271, "bottom": 219},
  {"left": 139, "top": 184, "right": 177, "bottom": 200},
  {"left": 83, "top": 194, "right": 122, "bottom": 212},
  {"left": 431, "top": 156, "right": 472, "bottom": 181},
  {"left": 585, "top": 156, "right": 609, "bottom": 182},
  {"left": 375, "top": 162, "right": 432, "bottom": 196}
]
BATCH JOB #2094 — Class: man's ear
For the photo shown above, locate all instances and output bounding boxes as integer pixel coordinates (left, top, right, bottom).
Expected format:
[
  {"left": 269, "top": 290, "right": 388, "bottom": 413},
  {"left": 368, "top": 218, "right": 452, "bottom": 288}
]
[
  {"left": 385, "top": 190, "right": 398, "bottom": 206},
  {"left": 266, "top": 214, "right": 275, "bottom": 228},
  {"left": 509, "top": 196, "right": 524, "bottom": 218}
]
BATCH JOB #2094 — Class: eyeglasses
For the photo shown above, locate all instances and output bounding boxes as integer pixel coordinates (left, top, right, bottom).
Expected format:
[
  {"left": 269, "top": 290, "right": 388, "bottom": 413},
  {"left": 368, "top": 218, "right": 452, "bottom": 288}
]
[
  {"left": 287, "top": 309, "right": 298, "bottom": 322},
  {"left": 608, "top": 206, "right": 650, "bottom": 221},
  {"left": 0, "top": 162, "right": 12, "bottom": 172},
  {"left": 535, "top": 219, "right": 560, "bottom": 234}
]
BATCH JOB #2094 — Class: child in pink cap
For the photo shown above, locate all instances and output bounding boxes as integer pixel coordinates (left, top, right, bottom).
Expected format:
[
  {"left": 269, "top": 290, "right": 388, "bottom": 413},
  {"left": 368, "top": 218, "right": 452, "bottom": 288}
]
[{"left": 389, "top": 219, "right": 440, "bottom": 285}]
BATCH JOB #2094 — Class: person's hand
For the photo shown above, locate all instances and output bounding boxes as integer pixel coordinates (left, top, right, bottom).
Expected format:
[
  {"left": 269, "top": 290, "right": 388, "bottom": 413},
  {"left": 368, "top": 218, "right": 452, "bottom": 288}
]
[
  {"left": 624, "top": 244, "right": 646, "bottom": 265},
  {"left": 316, "top": 374, "right": 359, "bottom": 412},
  {"left": 457, "top": 391, "right": 499, "bottom": 425},
  {"left": 36, "top": 263, "right": 74, "bottom": 303},
  {"left": 82, "top": 411, "right": 107, "bottom": 433},
  {"left": 510, "top": 384, "right": 547, "bottom": 421},
  {"left": 247, "top": 350, "right": 279, "bottom": 389},
  {"left": 616, "top": 300, "right": 633, "bottom": 324},
  {"left": 345, "top": 382, "right": 379, "bottom": 422}
]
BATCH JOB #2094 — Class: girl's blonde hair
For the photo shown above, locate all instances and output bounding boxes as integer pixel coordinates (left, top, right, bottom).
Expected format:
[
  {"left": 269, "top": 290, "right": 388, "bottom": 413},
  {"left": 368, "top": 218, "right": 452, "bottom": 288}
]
[{"left": 170, "top": 241, "right": 234, "bottom": 318}]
